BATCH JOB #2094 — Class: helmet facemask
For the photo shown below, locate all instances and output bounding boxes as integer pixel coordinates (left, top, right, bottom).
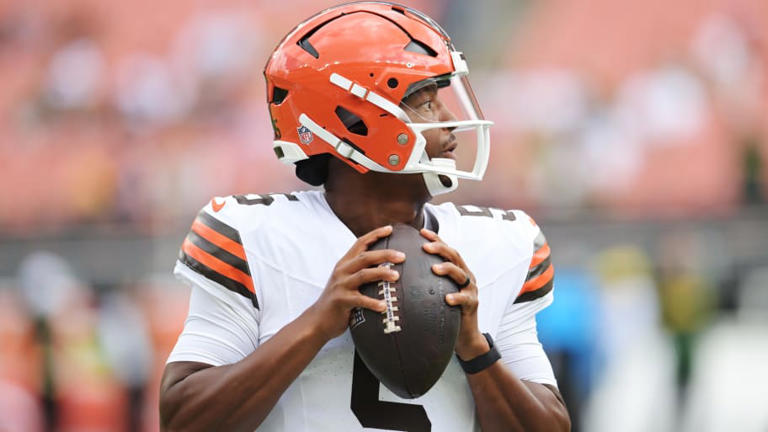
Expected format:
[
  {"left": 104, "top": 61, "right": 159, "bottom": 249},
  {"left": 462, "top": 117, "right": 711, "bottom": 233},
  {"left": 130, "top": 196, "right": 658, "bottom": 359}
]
[{"left": 397, "top": 58, "right": 493, "bottom": 196}]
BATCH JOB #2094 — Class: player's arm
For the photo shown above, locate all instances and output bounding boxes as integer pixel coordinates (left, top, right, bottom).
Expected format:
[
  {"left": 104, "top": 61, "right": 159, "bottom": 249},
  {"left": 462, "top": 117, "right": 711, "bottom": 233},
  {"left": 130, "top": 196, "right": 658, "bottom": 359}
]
[
  {"left": 455, "top": 342, "right": 569, "bottom": 432},
  {"left": 160, "top": 310, "right": 329, "bottom": 432},
  {"left": 421, "top": 228, "right": 570, "bottom": 432},
  {"left": 159, "top": 225, "right": 402, "bottom": 432}
]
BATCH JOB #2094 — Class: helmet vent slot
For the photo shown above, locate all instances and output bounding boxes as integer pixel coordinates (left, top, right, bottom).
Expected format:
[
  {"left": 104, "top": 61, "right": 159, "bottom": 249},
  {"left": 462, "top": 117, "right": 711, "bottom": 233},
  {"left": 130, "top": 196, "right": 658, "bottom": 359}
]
[
  {"left": 272, "top": 86, "right": 289, "bottom": 104},
  {"left": 404, "top": 40, "right": 437, "bottom": 57},
  {"left": 335, "top": 106, "right": 368, "bottom": 136},
  {"left": 297, "top": 38, "right": 319, "bottom": 58},
  {"left": 295, "top": 12, "right": 354, "bottom": 59}
]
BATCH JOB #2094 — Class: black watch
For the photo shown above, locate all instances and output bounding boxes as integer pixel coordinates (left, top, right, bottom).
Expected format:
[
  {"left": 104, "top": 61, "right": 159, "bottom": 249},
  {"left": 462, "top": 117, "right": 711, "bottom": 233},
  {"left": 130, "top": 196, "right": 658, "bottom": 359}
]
[{"left": 456, "top": 333, "right": 501, "bottom": 374}]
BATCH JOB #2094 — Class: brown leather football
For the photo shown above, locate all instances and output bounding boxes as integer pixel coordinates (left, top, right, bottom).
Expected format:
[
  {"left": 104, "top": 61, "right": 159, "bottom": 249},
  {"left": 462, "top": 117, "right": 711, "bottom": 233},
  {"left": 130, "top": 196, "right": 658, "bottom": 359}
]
[{"left": 349, "top": 223, "right": 461, "bottom": 399}]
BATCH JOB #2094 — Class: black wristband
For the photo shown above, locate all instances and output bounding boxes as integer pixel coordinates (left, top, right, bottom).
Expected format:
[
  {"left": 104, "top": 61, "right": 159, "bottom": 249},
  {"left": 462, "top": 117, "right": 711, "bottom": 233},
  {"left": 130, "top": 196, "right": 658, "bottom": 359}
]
[{"left": 456, "top": 333, "right": 500, "bottom": 374}]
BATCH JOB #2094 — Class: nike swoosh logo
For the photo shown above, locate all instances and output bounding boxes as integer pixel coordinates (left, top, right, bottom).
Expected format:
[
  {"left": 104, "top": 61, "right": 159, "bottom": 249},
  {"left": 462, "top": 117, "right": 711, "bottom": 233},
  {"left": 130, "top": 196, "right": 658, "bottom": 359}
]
[{"left": 211, "top": 198, "right": 226, "bottom": 212}]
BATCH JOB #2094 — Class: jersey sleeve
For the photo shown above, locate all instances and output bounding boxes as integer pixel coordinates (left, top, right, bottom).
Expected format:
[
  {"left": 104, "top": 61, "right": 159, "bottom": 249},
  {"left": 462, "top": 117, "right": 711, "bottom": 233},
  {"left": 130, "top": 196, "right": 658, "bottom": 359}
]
[
  {"left": 496, "top": 213, "right": 557, "bottom": 386},
  {"left": 166, "top": 283, "right": 259, "bottom": 366},
  {"left": 168, "top": 201, "right": 261, "bottom": 365},
  {"left": 496, "top": 311, "right": 557, "bottom": 387}
]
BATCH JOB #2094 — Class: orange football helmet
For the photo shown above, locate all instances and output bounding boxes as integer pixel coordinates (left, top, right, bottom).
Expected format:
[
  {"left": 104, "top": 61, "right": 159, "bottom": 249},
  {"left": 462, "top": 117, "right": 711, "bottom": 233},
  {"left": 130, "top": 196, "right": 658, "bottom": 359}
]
[{"left": 264, "top": 2, "right": 492, "bottom": 195}]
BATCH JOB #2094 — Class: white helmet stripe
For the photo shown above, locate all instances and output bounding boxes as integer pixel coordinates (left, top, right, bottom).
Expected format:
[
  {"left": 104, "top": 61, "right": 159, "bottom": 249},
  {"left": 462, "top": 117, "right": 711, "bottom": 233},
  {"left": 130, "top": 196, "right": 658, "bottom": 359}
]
[{"left": 330, "top": 73, "right": 410, "bottom": 122}]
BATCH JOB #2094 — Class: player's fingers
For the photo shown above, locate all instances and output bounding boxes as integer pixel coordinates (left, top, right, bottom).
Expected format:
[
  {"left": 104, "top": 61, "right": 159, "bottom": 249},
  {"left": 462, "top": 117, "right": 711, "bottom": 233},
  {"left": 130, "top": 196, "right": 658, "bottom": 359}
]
[
  {"left": 353, "top": 294, "right": 387, "bottom": 313},
  {"left": 421, "top": 229, "right": 471, "bottom": 268},
  {"left": 343, "top": 249, "right": 405, "bottom": 273},
  {"left": 345, "top": 266, "right": 399, "bottom": 289},
  {"left": 445, "top": 291, "right": 475, "bottom": 308},
  {"left": 420, "top": 228, "right": 440, "bottom": 242},
  {"left": 344, "top": 225, "right": 393, "bottom": 258},
  {"left": 422, "top": 241, "right": 467, "bottom": 269},
  {"left": 357, "top": 225, "right": 394, "bottom": 249},
  {"left": 432, "top": 262, "right": 473, "bottom": 288}
]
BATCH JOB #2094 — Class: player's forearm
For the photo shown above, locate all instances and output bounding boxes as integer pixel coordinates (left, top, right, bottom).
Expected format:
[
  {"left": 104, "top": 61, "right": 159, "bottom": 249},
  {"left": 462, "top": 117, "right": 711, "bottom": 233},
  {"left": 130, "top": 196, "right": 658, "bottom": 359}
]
[
  {"left": 467, "top": 362, "right": 570, "bottom": 432},
  {"left": 160, "top": 306, "right": 331, "bottom": 431}
]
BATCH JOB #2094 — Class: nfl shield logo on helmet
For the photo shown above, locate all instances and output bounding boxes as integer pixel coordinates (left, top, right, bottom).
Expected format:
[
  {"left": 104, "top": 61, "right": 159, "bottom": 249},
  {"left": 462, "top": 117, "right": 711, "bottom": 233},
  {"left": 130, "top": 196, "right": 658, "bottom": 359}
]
[{"left": 297, "top": 125, "right": 314, "bottom": 145}]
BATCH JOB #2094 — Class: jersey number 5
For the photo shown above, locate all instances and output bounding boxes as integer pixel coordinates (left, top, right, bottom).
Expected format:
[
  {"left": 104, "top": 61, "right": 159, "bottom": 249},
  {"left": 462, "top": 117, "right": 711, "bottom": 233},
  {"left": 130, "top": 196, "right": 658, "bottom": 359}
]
[{"left": 350, "top": 351, "right": 431, "bottom": 431}]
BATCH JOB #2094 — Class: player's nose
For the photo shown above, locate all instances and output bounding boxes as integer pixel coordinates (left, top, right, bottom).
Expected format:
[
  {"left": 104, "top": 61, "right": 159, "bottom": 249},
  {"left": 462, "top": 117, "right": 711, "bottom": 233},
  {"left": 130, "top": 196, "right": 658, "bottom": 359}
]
[{"left": 440, "top": 106, "right": 457, "bottom": 131}]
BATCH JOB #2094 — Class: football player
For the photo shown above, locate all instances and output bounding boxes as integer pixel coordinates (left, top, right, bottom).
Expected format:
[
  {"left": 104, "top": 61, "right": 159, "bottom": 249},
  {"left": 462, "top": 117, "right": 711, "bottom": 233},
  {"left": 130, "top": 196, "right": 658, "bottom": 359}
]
[{"left": 160, "top": 3, "right": 570, "bottom": 431}]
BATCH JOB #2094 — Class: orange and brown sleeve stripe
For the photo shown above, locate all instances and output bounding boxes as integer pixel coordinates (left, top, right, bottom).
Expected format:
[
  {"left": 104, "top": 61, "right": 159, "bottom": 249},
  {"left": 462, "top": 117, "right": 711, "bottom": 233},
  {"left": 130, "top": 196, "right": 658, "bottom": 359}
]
[
  {"left": 515, "top": 230, "right": 554, "bottom": 304},
  {"left": 179, "top": 211, "right": 258, "bottom": 309}
]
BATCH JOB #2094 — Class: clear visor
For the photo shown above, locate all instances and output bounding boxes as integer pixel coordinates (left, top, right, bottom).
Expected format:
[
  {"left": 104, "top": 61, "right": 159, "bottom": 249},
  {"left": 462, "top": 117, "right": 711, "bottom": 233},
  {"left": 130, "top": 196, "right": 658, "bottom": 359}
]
[
  {"left": 400, "top": 74, "right": 491, "bottom": 177},
  {"left": 402, "top": 75, "right": 485, "bottom": 121}
]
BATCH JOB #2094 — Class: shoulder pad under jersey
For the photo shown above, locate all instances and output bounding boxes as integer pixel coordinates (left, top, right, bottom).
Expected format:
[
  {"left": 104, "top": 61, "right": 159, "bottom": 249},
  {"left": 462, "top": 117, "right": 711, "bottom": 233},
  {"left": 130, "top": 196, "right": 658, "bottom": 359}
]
[{"left": 175, "top": 192, "right": 301, "bottom": 309}]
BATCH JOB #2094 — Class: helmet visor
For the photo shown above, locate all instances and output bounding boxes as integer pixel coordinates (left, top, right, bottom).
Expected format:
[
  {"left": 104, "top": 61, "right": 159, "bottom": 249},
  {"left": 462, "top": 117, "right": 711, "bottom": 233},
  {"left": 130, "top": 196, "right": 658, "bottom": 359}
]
[{"left": 400, "top": 74, "right": 491, "bottom": 178}]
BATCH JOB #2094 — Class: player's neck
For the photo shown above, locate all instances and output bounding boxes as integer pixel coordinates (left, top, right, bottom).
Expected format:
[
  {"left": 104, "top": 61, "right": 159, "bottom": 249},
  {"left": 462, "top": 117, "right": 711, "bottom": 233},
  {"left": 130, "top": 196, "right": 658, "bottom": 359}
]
[{"left": 324, "top": 159, "right": 430, "bottom": 237}]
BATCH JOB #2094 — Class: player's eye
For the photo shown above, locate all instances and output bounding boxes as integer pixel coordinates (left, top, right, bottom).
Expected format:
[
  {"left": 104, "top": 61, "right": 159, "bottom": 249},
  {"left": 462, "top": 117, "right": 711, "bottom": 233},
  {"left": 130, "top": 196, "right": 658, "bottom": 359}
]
[{"left": 401, "top": 90, "right": 440, "bottom": 122}]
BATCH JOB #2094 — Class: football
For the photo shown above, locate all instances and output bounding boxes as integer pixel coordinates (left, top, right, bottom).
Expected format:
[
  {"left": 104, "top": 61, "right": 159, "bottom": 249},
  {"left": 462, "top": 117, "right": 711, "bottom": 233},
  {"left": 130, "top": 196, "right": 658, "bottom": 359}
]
[{"left": 350, "top": 223, "right": 461, "bottom": 399}]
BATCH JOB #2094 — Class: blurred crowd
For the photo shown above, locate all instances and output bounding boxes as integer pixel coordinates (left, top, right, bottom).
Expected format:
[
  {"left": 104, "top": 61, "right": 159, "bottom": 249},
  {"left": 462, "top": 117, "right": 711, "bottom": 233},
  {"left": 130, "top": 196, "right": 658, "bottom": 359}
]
[
  {"left": 1, "top": 0, "right": 768, "bottom": 431},
  {"left": 0, "top": 251, "right": 188, "bottom": 431}
]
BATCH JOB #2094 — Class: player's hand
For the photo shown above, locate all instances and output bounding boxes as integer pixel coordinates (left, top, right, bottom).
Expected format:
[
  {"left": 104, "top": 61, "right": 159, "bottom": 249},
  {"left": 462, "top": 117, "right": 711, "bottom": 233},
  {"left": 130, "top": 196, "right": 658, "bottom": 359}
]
[
  {"left": 420, "top": 228, "right": 490, "bottom": 361},
  {"left": 310, "top": 225, "right": 405, "bottom": 341}
]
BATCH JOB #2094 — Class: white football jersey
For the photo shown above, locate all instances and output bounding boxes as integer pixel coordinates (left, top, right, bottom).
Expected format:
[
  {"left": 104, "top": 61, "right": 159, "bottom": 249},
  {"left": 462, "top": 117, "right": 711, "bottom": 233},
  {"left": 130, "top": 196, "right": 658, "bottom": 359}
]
[{"left": 168, "top": 190, "right": 556, "bottom": 432}]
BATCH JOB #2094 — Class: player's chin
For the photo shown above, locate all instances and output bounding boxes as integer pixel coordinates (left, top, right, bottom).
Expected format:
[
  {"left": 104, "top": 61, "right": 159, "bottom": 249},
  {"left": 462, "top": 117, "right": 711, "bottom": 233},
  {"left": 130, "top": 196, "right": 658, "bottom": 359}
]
[{"left": 438, "top": 150, "right": 456, "bottom": 160}]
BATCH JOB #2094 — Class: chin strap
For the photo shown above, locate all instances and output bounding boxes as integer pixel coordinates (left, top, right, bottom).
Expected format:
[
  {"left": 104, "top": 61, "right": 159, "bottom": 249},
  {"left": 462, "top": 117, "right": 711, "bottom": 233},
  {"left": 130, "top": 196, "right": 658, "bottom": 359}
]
[{"left": 422, "top": 158, "right": 459, "bottom": 196}]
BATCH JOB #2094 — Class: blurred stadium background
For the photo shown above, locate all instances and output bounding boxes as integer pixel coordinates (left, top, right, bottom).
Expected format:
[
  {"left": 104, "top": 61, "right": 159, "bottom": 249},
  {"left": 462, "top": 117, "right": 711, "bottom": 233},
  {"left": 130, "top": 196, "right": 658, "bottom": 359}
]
[{"left": 1, "top": 0, "right": 767, "bottom": 430}]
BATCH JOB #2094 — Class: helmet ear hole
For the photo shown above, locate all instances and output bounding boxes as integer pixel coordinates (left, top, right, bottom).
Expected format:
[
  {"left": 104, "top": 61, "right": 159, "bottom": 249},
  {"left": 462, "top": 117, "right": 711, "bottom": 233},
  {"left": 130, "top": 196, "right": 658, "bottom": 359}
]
[{"left": 387, "top": 78, "right": 399, "bottom": 89}]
